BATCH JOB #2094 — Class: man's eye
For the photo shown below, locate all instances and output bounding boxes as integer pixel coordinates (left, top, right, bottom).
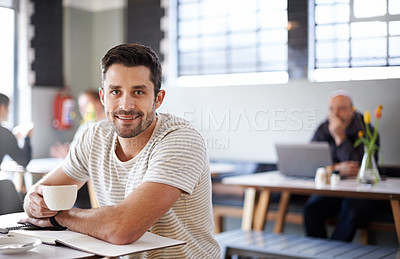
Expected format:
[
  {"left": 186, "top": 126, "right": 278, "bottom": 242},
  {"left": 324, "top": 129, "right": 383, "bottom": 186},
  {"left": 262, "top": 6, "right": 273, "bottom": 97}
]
[
  {"left": 135, "top": 90, "right": 144, "bottom": 95},
  {"left": 111, "top": 90, "right": 119, "bottom": 95}
]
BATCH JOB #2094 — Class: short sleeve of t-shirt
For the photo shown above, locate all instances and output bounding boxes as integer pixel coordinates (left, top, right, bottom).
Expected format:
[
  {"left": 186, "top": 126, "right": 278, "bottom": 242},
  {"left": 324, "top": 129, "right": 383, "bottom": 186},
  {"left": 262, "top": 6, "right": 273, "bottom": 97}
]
[
  {"left": 143, "top": 127, "right": 207, "bottom": 195},
  {"left": 61, "top": 124, "right": 95, "bottom": 182}
]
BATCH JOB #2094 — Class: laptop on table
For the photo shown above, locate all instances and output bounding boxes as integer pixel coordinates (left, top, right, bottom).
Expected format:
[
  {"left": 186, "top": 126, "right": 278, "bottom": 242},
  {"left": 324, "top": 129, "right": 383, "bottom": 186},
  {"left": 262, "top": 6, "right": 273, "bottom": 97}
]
[{"left": 275, "top": 142, "right": 333, "bottom": 178}]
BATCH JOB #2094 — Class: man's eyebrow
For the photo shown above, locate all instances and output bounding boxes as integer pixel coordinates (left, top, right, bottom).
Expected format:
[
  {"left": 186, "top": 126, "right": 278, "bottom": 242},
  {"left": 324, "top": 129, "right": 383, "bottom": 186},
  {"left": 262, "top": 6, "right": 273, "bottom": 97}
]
[
  {"left": 132, "top": 84, "right": 148, "bottom": 90},
  {"left": 107, "top": 84, "right": 120, "bottom": 90},
  {"left": 106, "top": 84, "right": 150, "bottom": 90}
]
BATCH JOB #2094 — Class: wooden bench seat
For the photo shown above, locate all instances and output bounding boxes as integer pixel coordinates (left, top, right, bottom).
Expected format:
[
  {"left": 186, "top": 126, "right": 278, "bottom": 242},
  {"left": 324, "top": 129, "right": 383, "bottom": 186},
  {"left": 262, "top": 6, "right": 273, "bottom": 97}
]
[{"left": 216, "top": 229, "right": 400, "bottom": 259}]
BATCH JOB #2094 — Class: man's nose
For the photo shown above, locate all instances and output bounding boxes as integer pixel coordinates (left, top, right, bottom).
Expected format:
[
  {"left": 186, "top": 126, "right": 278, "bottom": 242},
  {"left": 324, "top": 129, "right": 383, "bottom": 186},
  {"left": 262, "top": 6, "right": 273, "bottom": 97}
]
[
  {"left": 331, "top": 108, "right": 339, "bottom": 116},
  {"left": 120, "top": 93, "right": 135, "bottom": 110}
]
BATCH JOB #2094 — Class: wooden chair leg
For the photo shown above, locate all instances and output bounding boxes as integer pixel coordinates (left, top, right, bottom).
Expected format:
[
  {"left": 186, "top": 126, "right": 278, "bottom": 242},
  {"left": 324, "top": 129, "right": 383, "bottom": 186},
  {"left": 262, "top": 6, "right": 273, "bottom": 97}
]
[
  {"left": 241, "top": 188, "right": 257, "bottom": 231},
  {"left": 253, "top": 190, "right": 271, "bottom": 230},
  {"left": 360, "top": 228, "right": 368, "bottom": 245},
  {"left": 213, "top": 212, "right": 223, "bottom": 234},
  {"left": 87, "top": 179, "right": 99, "bottom": 208},
  {"left": 274, "top": 191, "right": 291, "bottom": 233}
]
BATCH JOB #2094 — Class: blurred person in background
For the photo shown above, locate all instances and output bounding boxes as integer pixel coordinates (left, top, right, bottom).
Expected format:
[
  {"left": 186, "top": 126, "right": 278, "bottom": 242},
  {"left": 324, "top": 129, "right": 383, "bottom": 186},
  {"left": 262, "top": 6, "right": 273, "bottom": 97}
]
[
  {"left": 304, "top": 90, "right": 379, "bottom": 242},
  {"left": 50, "top": 90, "right": 105, "bottom": 158},
  {"left": 0, "top": 93, "right": 33, "bottom": 167}
]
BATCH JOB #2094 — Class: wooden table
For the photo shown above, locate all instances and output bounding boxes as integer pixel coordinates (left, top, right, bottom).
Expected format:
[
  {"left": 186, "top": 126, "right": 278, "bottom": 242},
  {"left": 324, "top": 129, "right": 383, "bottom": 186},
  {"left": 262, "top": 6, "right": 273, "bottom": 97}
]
[{"left": 222, "top": 171, "right": 400, "bottom": 245}]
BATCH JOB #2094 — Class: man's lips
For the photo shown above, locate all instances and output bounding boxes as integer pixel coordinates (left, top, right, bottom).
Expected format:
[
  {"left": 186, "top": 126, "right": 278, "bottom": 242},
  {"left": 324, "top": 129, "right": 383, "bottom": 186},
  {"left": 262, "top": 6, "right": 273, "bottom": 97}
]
[
  {"left": 112, "top": 110, "right": 143, "bottom": 122},
  {"left": 115, "top": 114, "right": 140, "bottom": 121}
]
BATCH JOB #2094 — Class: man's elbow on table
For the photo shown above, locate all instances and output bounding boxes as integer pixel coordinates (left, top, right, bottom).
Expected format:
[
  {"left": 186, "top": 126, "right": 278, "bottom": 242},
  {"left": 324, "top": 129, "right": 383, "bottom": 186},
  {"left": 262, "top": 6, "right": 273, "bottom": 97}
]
[{"left": 100, "top": 222, "right": 144, "bottom": 245}]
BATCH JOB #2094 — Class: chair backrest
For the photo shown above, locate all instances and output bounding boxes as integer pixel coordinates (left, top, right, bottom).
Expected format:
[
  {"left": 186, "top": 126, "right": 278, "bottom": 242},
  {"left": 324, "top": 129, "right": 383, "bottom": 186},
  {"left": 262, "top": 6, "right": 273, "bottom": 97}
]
[{"left": 0, "top": 179, "right": 24, "bottom": 215}]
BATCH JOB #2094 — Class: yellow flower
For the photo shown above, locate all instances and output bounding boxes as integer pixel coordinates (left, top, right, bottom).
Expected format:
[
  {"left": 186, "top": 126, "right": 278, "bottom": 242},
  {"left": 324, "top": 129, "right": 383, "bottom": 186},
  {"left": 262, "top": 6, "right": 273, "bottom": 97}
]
[
  {"left": 352, "top": 106, "right": 356, "bottom": 112},
  {"left": 358, "top": 131, "right": 364, "bottom": 138},
  {"left": 364, "top": 110, "right": 371, "bottom": 124}
]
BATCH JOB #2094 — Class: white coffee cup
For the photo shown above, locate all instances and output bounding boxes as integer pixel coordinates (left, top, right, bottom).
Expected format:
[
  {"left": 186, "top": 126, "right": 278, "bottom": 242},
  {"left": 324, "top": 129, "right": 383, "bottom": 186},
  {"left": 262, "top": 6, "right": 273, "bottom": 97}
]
[{"left": 42, "top": 185, "right": 77, "bottom": 211}]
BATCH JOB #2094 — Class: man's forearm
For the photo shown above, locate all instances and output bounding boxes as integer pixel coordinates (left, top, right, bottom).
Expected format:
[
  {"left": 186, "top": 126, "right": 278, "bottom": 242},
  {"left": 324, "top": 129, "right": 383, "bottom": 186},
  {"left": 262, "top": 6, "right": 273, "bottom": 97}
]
[{"left": 55, "top": 206, "right": 147, "bottom": 245}]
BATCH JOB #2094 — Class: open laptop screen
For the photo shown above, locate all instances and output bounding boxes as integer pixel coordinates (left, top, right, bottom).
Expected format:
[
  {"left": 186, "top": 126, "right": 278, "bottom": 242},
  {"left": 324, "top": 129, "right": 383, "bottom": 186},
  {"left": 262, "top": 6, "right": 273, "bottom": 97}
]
[{"left": 275, "top": 142, "right": 333, "bottom": 178}]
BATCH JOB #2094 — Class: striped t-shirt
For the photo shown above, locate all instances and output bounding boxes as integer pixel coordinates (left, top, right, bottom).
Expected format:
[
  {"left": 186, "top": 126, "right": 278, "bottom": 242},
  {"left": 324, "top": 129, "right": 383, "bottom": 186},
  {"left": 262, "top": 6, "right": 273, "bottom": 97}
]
[{"left": 62, "top": 113, "right": 220, "bottom": 258}]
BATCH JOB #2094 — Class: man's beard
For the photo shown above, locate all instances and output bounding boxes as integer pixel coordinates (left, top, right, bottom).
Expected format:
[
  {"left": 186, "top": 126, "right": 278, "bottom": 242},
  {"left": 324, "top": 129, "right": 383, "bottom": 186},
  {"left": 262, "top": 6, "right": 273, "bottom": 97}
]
[{"left": 110, "top": 106, "right": 156, "bottom": 138}]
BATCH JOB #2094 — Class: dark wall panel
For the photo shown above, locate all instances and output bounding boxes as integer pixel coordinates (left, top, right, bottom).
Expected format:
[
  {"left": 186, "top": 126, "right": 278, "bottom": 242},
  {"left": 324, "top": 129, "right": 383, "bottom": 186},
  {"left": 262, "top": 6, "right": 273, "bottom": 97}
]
[
  {"left": 127, "top": 0, "right": 164, "bottom": 61},
  {"left": 30, "top": 0, "right": 63, "bottom": 87},
  {"left": 288, "top": 0, "right": 308, "bottom": 79}
]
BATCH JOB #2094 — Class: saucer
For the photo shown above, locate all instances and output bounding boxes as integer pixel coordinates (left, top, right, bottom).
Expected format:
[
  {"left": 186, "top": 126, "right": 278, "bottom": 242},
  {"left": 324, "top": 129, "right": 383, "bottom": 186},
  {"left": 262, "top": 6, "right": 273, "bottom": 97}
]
[{"left": 0, "top": 236, "right": 41, "bottom": 254}]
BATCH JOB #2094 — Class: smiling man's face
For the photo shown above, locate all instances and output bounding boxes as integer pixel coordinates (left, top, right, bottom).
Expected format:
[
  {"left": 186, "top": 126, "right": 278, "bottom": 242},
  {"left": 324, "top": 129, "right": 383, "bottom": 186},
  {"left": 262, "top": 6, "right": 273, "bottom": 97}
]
[{"left": 100, "top": 64, "right": 162, "bottom": 138}]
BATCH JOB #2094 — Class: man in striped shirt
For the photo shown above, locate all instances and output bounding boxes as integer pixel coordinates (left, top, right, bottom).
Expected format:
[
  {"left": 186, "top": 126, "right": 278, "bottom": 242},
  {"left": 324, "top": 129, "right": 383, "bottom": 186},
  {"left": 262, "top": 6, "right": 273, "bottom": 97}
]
[{"left": 23, "top": 44, "right": 220, "bottom": 258}]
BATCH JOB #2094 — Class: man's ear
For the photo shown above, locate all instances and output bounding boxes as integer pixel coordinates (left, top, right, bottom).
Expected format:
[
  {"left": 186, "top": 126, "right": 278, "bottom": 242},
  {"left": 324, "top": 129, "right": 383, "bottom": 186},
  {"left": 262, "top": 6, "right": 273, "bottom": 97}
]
[
  {"left": 155, "top": 90, "right": 165, "bottom": 109},
  {"left": 99, "top": 87, "right": 105, "bottom": 106}
]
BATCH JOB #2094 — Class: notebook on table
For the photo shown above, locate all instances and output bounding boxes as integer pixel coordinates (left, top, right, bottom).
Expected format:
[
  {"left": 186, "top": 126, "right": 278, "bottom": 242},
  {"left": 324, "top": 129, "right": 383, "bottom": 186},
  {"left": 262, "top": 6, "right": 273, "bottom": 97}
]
[{"left": 275, "top": 142, "right": 333, "bottom": 178}]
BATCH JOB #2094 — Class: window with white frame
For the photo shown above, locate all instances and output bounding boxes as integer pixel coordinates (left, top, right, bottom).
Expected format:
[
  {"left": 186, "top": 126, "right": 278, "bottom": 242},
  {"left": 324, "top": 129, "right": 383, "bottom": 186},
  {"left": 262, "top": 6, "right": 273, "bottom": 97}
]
[
  {"left": 176, "top": 0, "right": 288, "bottom": 87},
  {"left": 311, "top": 0, "right": 400, "bottom": 81},
  {"left": 0, "top": 2, "right": 15, "bottom": 127}
]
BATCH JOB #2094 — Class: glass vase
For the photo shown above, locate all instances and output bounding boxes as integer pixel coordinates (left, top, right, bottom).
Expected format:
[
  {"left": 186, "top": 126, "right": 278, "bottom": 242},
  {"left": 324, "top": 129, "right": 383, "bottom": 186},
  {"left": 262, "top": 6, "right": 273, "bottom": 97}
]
[{"left": 357, "top": 148, "right": 381, "bottom": 186}]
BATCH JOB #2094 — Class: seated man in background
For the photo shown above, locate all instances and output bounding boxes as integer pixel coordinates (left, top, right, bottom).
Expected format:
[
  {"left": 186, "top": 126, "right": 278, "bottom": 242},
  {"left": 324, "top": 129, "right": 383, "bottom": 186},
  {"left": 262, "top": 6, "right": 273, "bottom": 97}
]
[
  {"left": 303, "top": 90, "right": 379, "bottom": 242},
  {"left": 0, "top": 93, "right": 33, "bottom": 167},
  {"left": 22, "top": 43, "right": 220, "bottom": 258},
  {"left": 50, "top": 89, "right": 105, "bottom": 158}
]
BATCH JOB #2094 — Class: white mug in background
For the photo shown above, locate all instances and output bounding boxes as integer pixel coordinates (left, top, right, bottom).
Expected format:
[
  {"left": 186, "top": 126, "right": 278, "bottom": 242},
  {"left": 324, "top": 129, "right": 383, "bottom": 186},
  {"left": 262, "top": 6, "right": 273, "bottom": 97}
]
[
  {"left": 315, "top": 167, "right": 328, "bottom": 186},
  {"left": 41, "top": 185, "right": 77, "bottom": 211}
]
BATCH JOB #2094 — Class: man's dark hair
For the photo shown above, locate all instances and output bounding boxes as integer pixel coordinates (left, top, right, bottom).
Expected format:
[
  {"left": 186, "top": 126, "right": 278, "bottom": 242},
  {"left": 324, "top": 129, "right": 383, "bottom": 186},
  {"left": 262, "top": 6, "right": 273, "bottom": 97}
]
[
  {"left": 100, "top": 44, "right": 162, "bottom": 97},
  {"left": 0, "top": 93, "right": 10, "bottom": 107}
]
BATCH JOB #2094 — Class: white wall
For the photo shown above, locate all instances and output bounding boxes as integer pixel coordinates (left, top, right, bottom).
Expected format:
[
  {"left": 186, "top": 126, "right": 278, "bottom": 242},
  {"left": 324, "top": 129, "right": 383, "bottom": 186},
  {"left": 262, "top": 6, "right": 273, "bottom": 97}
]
[{"left": 161, "top": 79, "right": 400, "bottom": 165}]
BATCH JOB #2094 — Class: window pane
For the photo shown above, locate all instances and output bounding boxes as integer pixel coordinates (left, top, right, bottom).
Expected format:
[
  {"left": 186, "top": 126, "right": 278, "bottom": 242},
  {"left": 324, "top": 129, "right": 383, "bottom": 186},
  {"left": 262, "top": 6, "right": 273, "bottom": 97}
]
[
  {"left": 389, "top": 58, "right": 400, "bottom": 65},
  {"left": 200, "top": 17, "right": 226, "bottom": 35},
  {"left": 259, "top": 10, "right": 287, "bottom": 29},
  {"left": 202, "top": 35, "right": 226, "bottom": 50},
  {"left": 259, "top": 29, "right": 288, "bottom": 44},
  {"left": 229, "top": 32, "right": 257, "bottom": 48},
  {"left": 259, "top": 0, "right": 287, "bottom": 10},
  {"left": 313, "top": 0, "right": 400, "bottom": 81},
  {"left": 179, "top": 20, "right": 199, "bottom": 36},
  {"left": 178, "top": 2, "right": 199, "bottom": 19},
  {"left": 389, "top": 21, "right": 400, "bottom": 35},
  {"left": 316, "top": 0, "right": 349, "bottom": 4},
  {"left": 202, "top": 50, "right": 227, "bottom": 74},
  {"left": 176, "top": 0, "right": 288, "bottom": 79},
  {"left": 228, "top": 13, "right": 257, "bottom": 32},
  {"left": 200, "top": 0, "right": 227, "bottom": 17},
  {"left": 316, "top": 41, "right": 349, "bottom": 59},
  {"left": 315, "top": 4, "right": 349, "bottom": 24},
  {"left": 354, "top": 0, "right": 386, "bottom": 18},
  {"left": 315, "top": 24, "right": 349, "bottom": 40},
  {"left": 351, "top": 38, "right": 387, "bottom": 58},
  {"left": 352, "top": 58, "right": 387, "bottom": 66},
  {"left": 389, "top": 0, "right": 400, "bottom": 15},
  {"left": 230, "top": 48, "right": 257, "bottom": 65},
  {"left": 0, "top": 6, "right": 14, "bottom": 126},
  {"left": 260, "top": 45, "right": 287, "bottom": 62},
  {"left": 179, "top": 53, "right": 199, "bottom": 75},
  {"left": 178, "top": 37, "right": 199, "bottom": 52},
  {"left": 228, "top": 0, "right": 257, "bottom": 14},
  {"left": 351, "top": 22, "right": 387, "bottom": 38},
  {"left": 0, "top": 7, "right": 14, "bottom": 97},
  {"left": 389, "top": 36, "right": 400, "bottom": 56}
]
